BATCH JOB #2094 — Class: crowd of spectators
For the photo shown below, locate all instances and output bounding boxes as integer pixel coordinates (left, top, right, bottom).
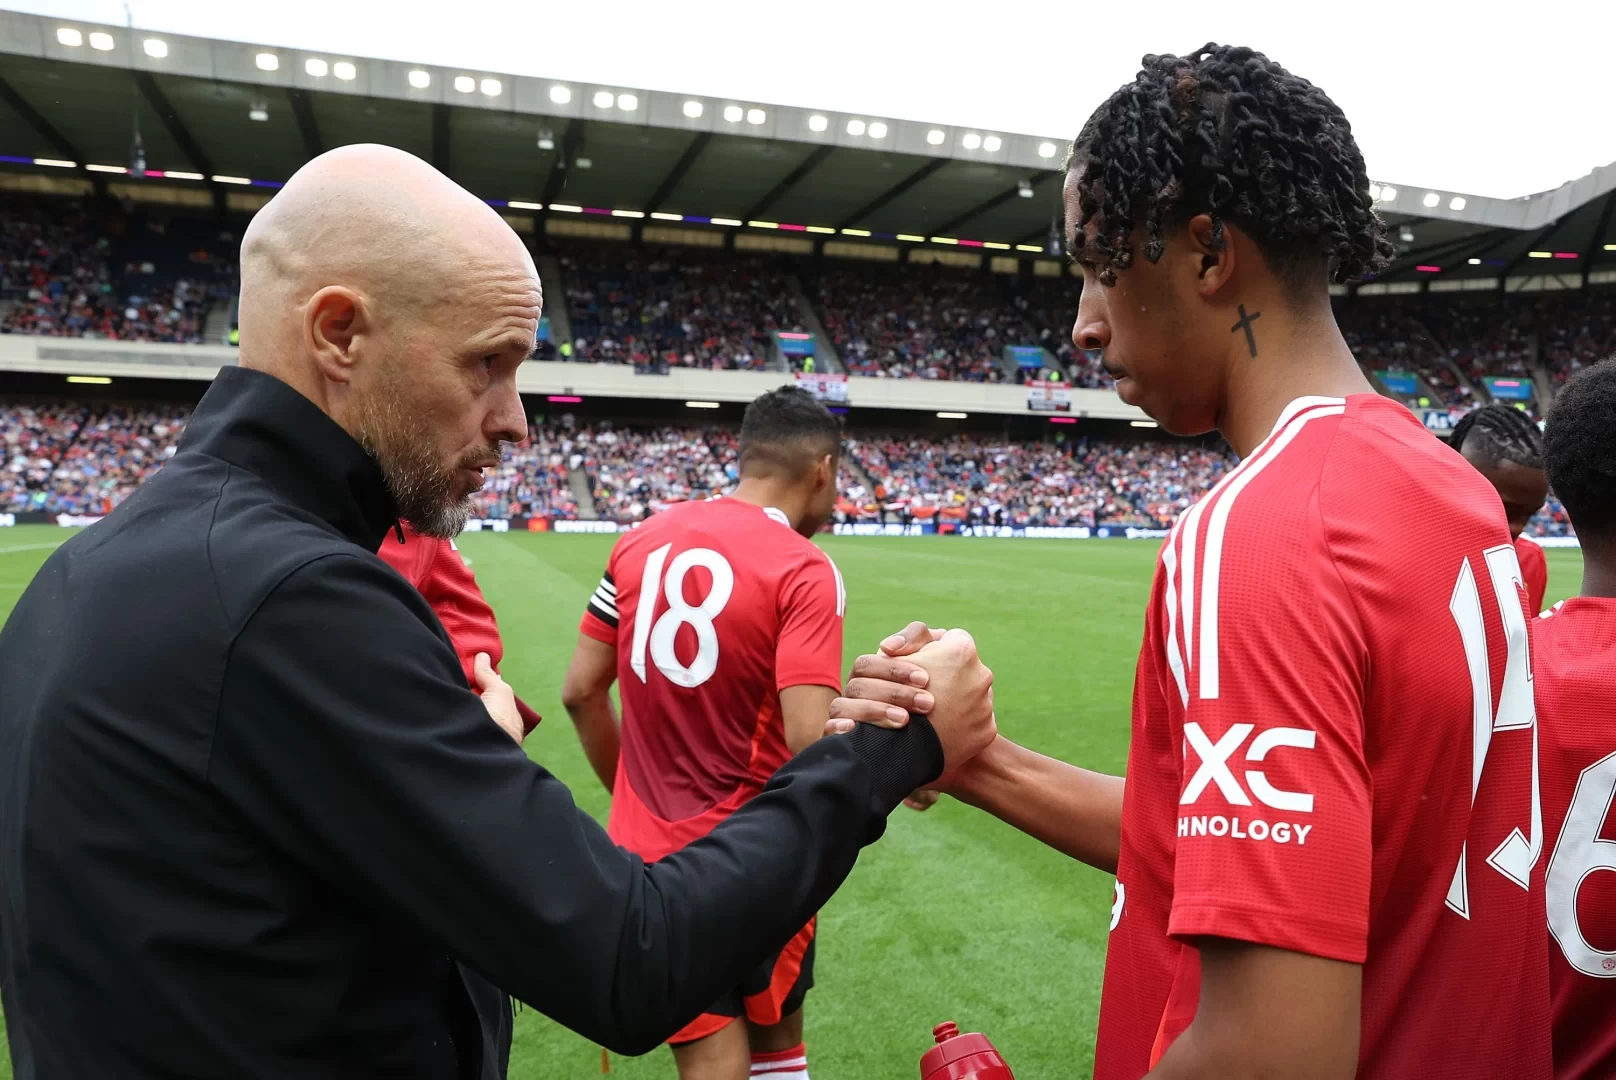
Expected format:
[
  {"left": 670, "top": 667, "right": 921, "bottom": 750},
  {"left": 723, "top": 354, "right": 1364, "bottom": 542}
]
[
  {"left": 842, "top": 434, "right": 1236, "bottom": 529},
  {"left": 468, "top": 423, "right": 580, "bottom": 522},
  {"left": 42, "top": 405, "right": 188, "bottom": 515},
  {"left": 561, "top": 244, "right": 801, "bottom": 371},
  {"left": 0, "top": 195, "right": 235, "bottom": 344},
  {"left": 1537, "top": 291, "right": 1616, "bottom": 387},
  {"left": 1011, "top": 276, "right": 1109, "bottom": 388},
  {"left": 0, "top": 400, "right": 1585, "bottom": 540},
  {"left": 812, "top": 264, "right": 1021, "bottom": 383},
  {"left": 2, "top": 403, "right": 88, "bottom": 512},
  {"left": 572, "top": 424, "right": 739, "bottom": 523}
]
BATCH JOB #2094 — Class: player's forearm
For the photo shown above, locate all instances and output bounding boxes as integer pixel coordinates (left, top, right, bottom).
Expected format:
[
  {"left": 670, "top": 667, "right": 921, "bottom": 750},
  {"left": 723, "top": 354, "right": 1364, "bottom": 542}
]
[
  {"left": 565, "top": 693, "right": 620, "bottom": 792},
  {"left": 947, "top": 735, "right": 1124, "bottom": 874}
]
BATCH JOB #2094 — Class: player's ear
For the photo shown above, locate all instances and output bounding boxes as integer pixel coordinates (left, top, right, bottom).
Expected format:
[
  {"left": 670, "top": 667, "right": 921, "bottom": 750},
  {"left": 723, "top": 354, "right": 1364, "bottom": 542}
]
[{"left": 1187, "top": 213, "right": 1236, "bottom": 299}]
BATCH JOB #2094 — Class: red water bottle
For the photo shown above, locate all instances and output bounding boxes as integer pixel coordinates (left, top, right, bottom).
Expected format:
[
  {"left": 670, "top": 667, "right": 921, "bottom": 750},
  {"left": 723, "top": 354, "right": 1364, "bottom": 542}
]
[{"left": 920, "top": 1021, "right": 1016, "bottom": 1080}]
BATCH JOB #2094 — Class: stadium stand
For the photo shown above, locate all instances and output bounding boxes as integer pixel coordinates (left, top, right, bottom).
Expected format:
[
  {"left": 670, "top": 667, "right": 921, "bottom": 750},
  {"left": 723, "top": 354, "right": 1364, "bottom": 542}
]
[
  {"left": 844, "top": 434, "right": 1234, "bottom": 529},
  {"left": 810, "top": 263, "right": 1021, "bottom": 382},
  {"left": 1, "top": 402, "right": 87, "bottom": 512},
  {"left": 558, "top": 243, "right": 802, "bottom": 371},
  {"left": 575, "top": 424, "right": 739, "bottom": 522},
  {"left": 469, "top": 423, "right": 582, "bottom": 522},
  {"left": 0, "top": 194, "right": 236, "bottom": 344},
  {"left": 0, "top": 396, "right": 1581, "bottom": 539}
]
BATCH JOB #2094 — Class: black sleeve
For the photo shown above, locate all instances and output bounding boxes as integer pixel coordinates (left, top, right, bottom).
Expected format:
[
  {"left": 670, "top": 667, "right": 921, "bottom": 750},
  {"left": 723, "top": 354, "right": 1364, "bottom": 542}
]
[{"left": 209, "top": 553, "right": 940, "bottom": 1055}]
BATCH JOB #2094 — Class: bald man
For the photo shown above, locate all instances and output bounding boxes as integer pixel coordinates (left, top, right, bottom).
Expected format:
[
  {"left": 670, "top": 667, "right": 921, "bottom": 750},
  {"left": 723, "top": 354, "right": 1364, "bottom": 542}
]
[{"left": 0, "top": 146, "right": 997, "bottom": 1080}]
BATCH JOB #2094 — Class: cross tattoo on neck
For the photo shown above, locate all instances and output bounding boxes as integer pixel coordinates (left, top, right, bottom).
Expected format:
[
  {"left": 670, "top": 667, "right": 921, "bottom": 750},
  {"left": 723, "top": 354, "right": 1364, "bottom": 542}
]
[{"left": 1231, "top": 305, "right": 1262, "bottom": 358}]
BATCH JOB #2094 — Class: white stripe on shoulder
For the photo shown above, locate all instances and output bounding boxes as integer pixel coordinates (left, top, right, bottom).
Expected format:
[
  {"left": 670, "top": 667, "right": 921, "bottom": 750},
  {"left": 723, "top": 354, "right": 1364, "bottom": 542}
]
[
  {"left": 828, "top": 554, "right": 846, "bottom": 617},
  {"left": 763, "top": 506, "right": 792, "bottom": 528},
  {"left": 1160, "top": 514, "right": 1190, "bottom": 707},
  {"left": 1268, "top": 395, "right": 1348, "bottom": 439},
  {"left": 1198, "top": 403, "right": 1345, "bottom": 701}
]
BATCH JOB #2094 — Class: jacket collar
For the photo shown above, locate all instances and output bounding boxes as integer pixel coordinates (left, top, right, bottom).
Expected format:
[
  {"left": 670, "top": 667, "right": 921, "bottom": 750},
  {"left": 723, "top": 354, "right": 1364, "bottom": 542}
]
[{"left": 178, "top": 365, "right": 398, "bottom": 551}]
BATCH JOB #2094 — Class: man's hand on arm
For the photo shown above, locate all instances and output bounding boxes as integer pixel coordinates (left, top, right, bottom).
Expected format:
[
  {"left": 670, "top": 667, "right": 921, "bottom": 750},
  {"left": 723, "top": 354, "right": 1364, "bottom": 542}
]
[
  {"left": 1147, "top": 939, "right": 1361, "bottom": 1080},
  {"left": 560, "top": 632, "right": 622, "bottom": 792},
  {"left": 473, "top": 652, "right": 524, "bottom": 744},
  {"left": 828, "top": 621, "right": 1125, "bottom": 872}
]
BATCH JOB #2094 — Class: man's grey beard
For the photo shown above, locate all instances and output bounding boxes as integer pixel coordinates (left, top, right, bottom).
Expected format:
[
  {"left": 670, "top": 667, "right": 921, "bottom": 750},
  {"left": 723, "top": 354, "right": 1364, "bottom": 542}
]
[{"left": 353, "top": 376, "right": 503, "bottom": 540}]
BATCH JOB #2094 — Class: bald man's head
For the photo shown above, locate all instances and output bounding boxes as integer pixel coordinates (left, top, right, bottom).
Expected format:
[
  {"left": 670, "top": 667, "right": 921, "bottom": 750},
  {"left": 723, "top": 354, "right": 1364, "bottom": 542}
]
[{"left": 238, "top": 145, "right": 539, "bottom": 537}]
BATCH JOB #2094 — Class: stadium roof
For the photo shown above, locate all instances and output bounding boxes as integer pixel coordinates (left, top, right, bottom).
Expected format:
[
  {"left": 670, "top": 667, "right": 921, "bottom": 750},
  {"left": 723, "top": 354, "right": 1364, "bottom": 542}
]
[{"left": 1, "top": 8, "right": 1614, "bottom": 282}]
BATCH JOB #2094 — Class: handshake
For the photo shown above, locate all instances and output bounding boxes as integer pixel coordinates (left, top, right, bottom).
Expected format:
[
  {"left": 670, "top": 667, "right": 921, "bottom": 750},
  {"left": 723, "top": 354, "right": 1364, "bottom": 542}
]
[{"left": 825, "top": 623, "right": 997, "bottom": 798}]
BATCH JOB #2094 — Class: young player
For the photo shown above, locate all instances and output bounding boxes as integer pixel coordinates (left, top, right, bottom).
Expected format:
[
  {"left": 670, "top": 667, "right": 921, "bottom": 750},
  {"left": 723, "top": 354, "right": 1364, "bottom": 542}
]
[
  {"left": 1450, "top": 403, "right": 1551, "bottom": 611},
  {"left": 832, "top": 44, "right": 1549, "bottom": 1079},
  {"left": 376, "top": 520, "right": 541, "bottom": 739},
  {"left": 1535, "top": 359, "right": 1616, "bottom": 1080},
  {"left": 562, "top": 387, "right": 846, "bottom": 1080}
]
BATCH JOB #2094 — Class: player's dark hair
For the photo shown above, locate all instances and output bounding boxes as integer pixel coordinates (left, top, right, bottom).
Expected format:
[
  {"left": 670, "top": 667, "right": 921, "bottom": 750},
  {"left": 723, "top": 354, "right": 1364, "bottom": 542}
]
[
  {"left": 738, "top": 386, "right": 842, "bottom": 476},
  {"left": 1065, "top": 43, "right": 1394, "bottom": 292},
  {"left": 1543, "top": 357, "right": 1616, "bottom": 550},
  {"left": 1449, "top": 403, "right": 1544, "bottom": 471}
]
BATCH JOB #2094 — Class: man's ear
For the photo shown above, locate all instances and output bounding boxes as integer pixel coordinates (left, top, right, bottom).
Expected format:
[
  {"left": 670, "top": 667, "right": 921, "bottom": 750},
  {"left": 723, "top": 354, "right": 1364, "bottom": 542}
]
[
  {"left": 1187, "top": 213, "right": 1237, "bottom": 299},
  {"left": 818, "top": 454, "right": 836, "bottom": 490},
  {"left": 305, "top": 285, "right": 366, "bottom": 385}
]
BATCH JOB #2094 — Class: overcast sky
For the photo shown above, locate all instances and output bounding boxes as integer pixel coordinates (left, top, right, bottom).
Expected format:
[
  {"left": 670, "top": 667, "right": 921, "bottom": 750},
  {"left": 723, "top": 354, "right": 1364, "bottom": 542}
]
[{"left": 12, "top": 0, "right": 1614, "bottom": 199}]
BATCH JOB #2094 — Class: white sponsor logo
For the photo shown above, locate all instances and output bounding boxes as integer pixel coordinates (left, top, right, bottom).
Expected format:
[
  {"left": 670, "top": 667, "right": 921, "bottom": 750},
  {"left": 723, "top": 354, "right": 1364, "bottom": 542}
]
[
  {"left": 54, "top": 514, "right": 103, "bottom": 528},
  {"left": 1181, "top": 722, "right": 1315, "bottom": 812},
  {"left": 1179, "top": 722, "right": 1316, "bottom": 847},
  {"left": 0, "top": 513, "right": 13, "bottom": 528},
  {"left": 553, "top": 520, "right": 625, "bottom": 534},
  {"left": 1177, "top": 815, "right": 1313, "bottom": 845},
  {"left": 832, "top": 522, "right": 928, "bottom": 537},
  {"left": 460, "top": 518, "right": 510, "bottom": 533}
]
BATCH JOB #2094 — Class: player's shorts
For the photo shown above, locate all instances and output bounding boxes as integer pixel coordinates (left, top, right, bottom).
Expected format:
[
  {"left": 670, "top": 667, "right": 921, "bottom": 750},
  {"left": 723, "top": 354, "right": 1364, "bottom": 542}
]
[{"left": 667, "top": 917, "right": 816, "bottom": 1046}]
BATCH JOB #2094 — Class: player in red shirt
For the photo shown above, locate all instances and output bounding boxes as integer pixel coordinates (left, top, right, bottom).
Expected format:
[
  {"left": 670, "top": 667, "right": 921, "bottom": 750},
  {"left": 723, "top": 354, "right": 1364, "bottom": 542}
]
[
  {"left": 377, "top": 521, "right": 541, "bottom": 737},
  {"left": 831, "top": 44, "right": 1549, "bottom": 1079},
  {"left": 1450, "top": 404, "right": 1551, "bottom": 612},
  {"left": 561, "top": 387, "right": 846, "bottom": 1080},
  {"left": 1534, "top": 359, "right": 1616, "bottom": 1079}
]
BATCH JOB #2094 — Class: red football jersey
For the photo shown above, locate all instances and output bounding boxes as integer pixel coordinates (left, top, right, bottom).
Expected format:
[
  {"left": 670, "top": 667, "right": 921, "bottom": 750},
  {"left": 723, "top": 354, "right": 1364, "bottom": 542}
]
[
  {"left": 1518, "top": 535, "right": 1549, "bottom": 614},
  {"left": 1536, "top": 598, "right": 1616, "bottom": 1080},
  {"left": 1097, "top": 395, "right": 1550, "bottom": 1079},
  {"left": 377, "top": 523, "right": 540, "bottom": 732},
  {"left": 579, "top": 497, "right": 845, "bottom": 861}
]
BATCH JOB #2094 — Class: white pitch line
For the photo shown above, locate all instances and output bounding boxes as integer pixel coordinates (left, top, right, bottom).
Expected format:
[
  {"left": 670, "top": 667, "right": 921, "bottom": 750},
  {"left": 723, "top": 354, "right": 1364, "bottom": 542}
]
[{"left": 0, "top": 542, "right": 68, "bottom": 556}]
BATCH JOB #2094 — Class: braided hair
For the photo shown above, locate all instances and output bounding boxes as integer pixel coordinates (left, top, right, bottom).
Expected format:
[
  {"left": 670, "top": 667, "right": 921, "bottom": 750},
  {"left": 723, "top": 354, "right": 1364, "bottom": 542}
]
[
  {"left": 1449, "top": 403, "right": 1544, "bottom": 470},
  {"left": 1543, "top": 358, "right": 1616, "bottom": 548},
  {"left": 1066, "top": 44, "right": 1394, "bottom": 289}
]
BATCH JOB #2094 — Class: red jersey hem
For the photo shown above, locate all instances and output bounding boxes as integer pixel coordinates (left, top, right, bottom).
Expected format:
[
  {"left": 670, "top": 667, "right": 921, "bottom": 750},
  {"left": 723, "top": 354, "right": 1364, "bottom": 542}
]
[{"left": 1167, "top": 901, "right": 1366, "bottom": 965}]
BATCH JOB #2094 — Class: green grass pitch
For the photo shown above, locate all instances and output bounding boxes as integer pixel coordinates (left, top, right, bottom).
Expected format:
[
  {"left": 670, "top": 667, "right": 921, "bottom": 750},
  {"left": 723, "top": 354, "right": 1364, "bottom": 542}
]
[{"left": 0, "top": 526, "right": 1589, "bottom": 1079}]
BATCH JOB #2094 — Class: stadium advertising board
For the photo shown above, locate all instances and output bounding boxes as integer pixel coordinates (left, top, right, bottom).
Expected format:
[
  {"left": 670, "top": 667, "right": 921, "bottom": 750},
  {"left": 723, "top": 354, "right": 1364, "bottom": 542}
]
[
  {"left": 776, "top": 331, "right": 816, "bottom": 358},
  {"left": 1483, "top": 376, "right": 1535, "bottom": 402},
  {"left": 0, "top": 513, "right": 13, "bottom": 528},
  {"left": 1377, "top": 370, "right": 1420, "bottom": 395},
  {"left": 1026, "top": 380, "right": 1072, "bottom": 413},
  {"left": 1008, "top": 345, "right": 1046, "bottom": 369},
  {"left": 795, "top": 372, "right": 849, "bottom": 403},
  {"left": 1422, "top": 408, "right": 1461, "bottom": 433}
]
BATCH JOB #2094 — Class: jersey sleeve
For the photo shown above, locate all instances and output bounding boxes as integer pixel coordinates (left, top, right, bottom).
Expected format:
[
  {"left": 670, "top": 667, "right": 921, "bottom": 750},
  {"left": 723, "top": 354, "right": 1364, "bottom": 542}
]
[
  {"left": 579, "top": 564, "right": 618, "bottom": 645},
  {"left": 1167, "top": 488, "right": 1372, "bottom": 965},
  {"left": 1516, "top": 537, "right": 1548, "bottom": 614},
  {"left": 774, "top": 551, "right": 846, "bottom": 693}
]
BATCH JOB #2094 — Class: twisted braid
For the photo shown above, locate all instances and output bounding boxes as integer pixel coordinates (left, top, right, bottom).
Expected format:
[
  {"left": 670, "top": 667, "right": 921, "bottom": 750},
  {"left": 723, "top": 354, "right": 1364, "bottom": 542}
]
[
  {"left": 1449, "top": 403, "right": 1544, "bottom": 470},
  {"left": 1067, "top": 44, "right": 1394, "bottom": 289}
]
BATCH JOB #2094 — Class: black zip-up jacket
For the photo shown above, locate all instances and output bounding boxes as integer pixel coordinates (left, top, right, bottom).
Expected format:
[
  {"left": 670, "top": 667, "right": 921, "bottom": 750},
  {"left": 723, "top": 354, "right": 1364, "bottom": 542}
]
[{"left": 0, "top": 366, "right": 942, "bottom": 1079}]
